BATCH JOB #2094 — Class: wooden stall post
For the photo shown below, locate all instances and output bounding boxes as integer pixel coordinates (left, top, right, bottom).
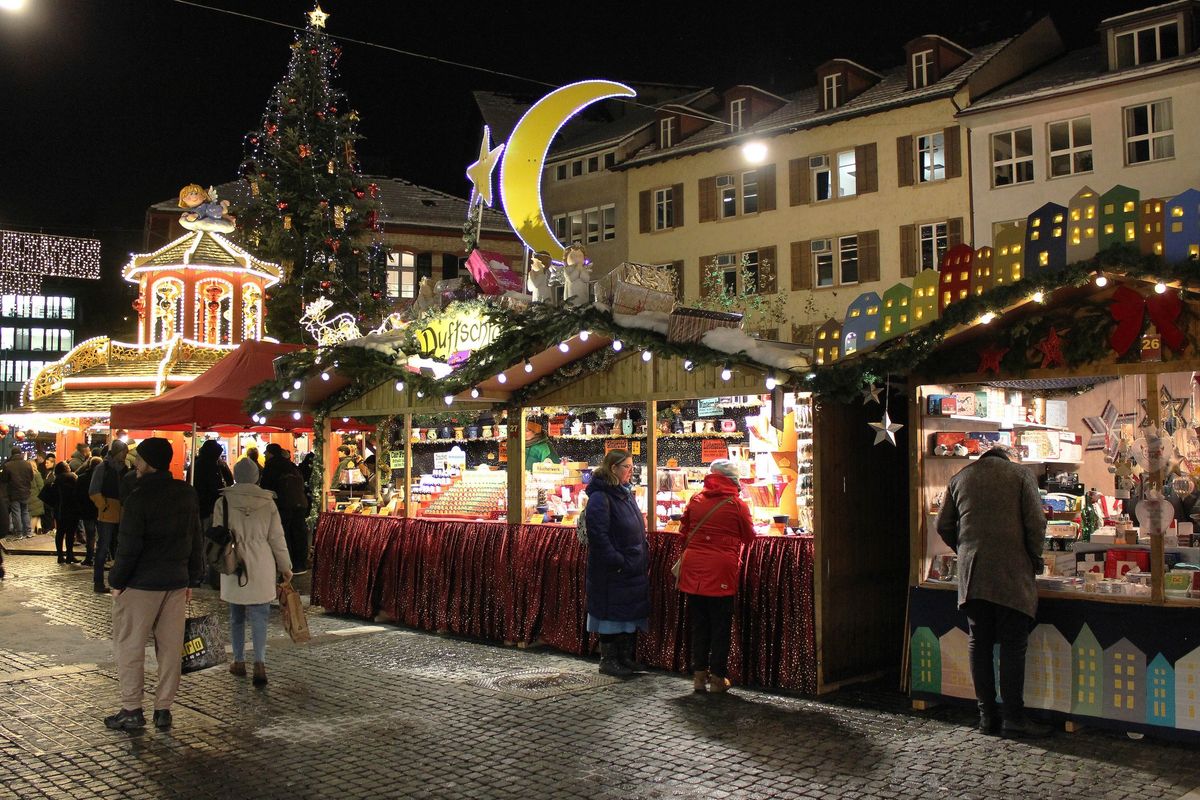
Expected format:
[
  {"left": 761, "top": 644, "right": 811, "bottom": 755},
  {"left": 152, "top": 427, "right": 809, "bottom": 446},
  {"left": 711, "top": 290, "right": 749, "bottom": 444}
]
[
  {"left": 321, "top": 416, "right": 335, "bottom": 513},
  {"left": 373, "top": 421, "right": 383, "bottom": 498},
  {"left": 507, "top": 410, "right": 525, "bottom": 525},
  {"left": 403, "top": 412, "right": 414, "bottom": 519},
  {"left": 647, "top": 400, "right": 658, "bottom": 534},
  {"left": 1146, "top": 372, "right": 1165, "bottom": 604}
]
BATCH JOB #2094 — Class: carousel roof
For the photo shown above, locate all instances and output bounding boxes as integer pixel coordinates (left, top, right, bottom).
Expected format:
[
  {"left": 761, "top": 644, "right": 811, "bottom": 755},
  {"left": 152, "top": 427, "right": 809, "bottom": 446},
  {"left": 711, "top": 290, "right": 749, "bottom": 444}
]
[{"left": 122, "top": 230, "right": 282, "bottom": 286}]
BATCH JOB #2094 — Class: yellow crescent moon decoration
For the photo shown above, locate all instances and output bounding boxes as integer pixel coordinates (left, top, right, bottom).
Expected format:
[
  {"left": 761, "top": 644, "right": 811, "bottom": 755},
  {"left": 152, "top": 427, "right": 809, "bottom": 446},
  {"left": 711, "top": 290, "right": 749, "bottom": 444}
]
[{"left": 500, "top": 80, "right": 636, "bottom": 262}]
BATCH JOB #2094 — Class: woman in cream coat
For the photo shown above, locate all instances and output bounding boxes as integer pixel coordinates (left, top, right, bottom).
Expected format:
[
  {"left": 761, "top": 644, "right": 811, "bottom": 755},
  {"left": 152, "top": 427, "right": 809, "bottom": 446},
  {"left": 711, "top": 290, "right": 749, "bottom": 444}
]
[{"left": 216, "top": 458, "right": 292, "bottom": 686}]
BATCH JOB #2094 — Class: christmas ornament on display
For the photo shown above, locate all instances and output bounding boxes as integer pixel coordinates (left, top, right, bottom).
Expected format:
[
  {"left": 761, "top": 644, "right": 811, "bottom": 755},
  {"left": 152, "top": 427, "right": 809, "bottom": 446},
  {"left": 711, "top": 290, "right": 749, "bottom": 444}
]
[
  {"left": 1035, "top": 326, "right": 1066, "bottom": 369},
  {"left": 868, "top": 375, "right": 902, "bottom": 446},
  {"left": 177, "top": 184, "right": 236, "bottom": 233},
  {"left": 1109, "top": 284, "right": 1185, "bottom": 356},
  {"left": 1108, "top": 433, "right": 1136, "bottom": 499},
  {"left": 977, "top": 344, "right": 1008, "bottom": 375},
  {"left": 562, "top": 244, "right": 592, "bottom": 307},
  {"left": 1135, "top": 488, "right": 1173, "bottom": 537},
  {"left": 1131, "top": 424, "right": 1174, "bottom": 473},
  {"left": 861, "top": 382, "right": 882, "bottom": 405},
  {"left": 527, "top": 251, "right": 554, "bottom": 303},
  {"left": 1140, "top": 386, "right": 1188, "bottom": 430}
]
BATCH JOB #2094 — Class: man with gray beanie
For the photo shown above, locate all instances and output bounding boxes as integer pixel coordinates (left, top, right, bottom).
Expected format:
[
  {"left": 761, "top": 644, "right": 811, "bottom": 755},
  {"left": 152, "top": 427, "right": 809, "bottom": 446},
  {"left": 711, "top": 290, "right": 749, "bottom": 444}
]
[
  {"left": 936, "top": 445, "right": 1049, "bottom": 739},
  {"left": 104, "top": 437, "right": 203, "bottom": 732},
  {"left": 90, "top": 439, "right": 130, "bottom": 592}
]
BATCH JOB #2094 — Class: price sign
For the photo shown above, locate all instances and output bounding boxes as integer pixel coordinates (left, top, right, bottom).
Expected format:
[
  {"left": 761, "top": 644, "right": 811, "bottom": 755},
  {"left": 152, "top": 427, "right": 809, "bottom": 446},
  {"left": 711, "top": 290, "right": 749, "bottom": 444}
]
[
  {"left": 1141, "top": 325, "right": 1162, "bottom": 362},
  {"left": 388, "top": 451, "right": 406, "bottom": 470},
  {"left": 631, "top": 441, "right": 641, "bottom": 456},
  {"left": 701, "top": 439, "right": 728, "bottom": 463},
  {"left": 697, "top": 398, "right": 722, "bottom": 418},
  {"left": 605, "top": 438, "right": 630, "bottom": 453}
]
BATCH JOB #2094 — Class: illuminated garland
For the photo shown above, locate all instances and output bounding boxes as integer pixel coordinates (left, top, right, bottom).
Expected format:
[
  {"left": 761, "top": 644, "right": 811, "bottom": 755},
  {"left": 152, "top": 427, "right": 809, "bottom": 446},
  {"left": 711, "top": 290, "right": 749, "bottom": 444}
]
[{"left": 0, "top": 230, "right": 101, "bottom": 294}]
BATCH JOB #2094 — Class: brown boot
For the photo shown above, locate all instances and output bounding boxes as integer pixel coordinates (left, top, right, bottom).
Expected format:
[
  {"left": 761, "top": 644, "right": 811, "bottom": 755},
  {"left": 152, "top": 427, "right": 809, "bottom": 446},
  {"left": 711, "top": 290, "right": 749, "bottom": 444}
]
[
  {"left": 710, "top": 674, "right": 730, "bottom": 694},
  {"left": 693, "top": 670, "right": 709, "bottom": 693},
  {"left": 229, "top": 661, "right": 246, "bottom": 677},
  {"left": 252, "top": 662, "right": 267, "bottom": 687}
]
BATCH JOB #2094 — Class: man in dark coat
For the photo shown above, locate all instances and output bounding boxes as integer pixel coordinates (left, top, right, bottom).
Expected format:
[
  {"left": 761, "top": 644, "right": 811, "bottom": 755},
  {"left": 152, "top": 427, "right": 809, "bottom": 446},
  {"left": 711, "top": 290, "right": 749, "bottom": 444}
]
[
  {"left": 104, "top": 437, "right": 203, "bottom": 732},
  {"left": 936, "top": 447, "right": 1049, "bottom": 738},
  {"left": 4, "top": 451, "right": 35, "bottom": 537},
  {"left": 259, "top": 443, "right": 310, "bottom": 570}
]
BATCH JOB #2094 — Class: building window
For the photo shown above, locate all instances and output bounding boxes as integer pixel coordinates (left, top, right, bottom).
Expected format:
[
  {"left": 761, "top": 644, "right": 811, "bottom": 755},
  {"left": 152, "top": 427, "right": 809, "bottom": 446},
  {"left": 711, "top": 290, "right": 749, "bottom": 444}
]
[
  {"left": 569, "top": 211, "right": 584, "bottom": 243},
  {"left": 836, "top": 150, "right": 856, "bottom": 197},
  {"left": 743, "top": 250, "right": 760, "bottom": 294},
  {"left": 823, "top": 73, "right": 843, "bottom": 109},
  {"left": 555, "top": 164, "right": 567, "bottom": 181},
  {"left": 715, "top": 253, "right": 738, "bottom": 294},
  {"left": 660, "top": 117, "right": 675, "bottom": 148},
  {"left": 912, "top": 49, "right": 934, "bottom": 88},
  {"left": 1115, "top": 21, "right": 1180, "bottom": 68},
  {"left": 654, "top": 187, "right": 674, "bottom": 230},
  {"left": 385, "top": 251, "right": 416, "bottom": 299},
  {"left": 604, "top": 152, "right": 615, "bottom": 169},
  {"left": 1048, "top": 117, "right": 1093, "bottom": 177},
  {"left": 1125, "top": 100, "right": 1174, "bottom": 164},
  {"left": 585, "top": 207, "right": 601, "bottom": 244},
  {"left": 742, "top": 171, "right": 759, "bottom": 214},
  {"left": 553, "top": 214, "right": 568, "bottom": 244},
  {"left": 718, "top": 175, "right": 737, "bottom": 219},
  {"left": 714, "top": 251, "right": 762, "bottom": 294},
  {"left": 919, "top": 221, "right": 949, "bottom": 270},
  {"left": 992, "top": 128, "right": 1034, "bottom": 187},
  {"left": 601, "top": 205, "right": 616, "bottom": 241},
  {"left": 571, "top": 160, "right": 583, "bottom": 177},
  {"left": 839, "top": 235, "right": 859, "bottom": 285},
  {"left": 813, "top": 240, "right": 834, "bottom": 287},
  {"left": 917, "top": 132, "right": 945, "bottom": 183},
  {"left": 587, "top": 155, "right": 599, "bottom": 173},
  {"left": 730, "top": 98, "right": 745, "bottom": 132}
]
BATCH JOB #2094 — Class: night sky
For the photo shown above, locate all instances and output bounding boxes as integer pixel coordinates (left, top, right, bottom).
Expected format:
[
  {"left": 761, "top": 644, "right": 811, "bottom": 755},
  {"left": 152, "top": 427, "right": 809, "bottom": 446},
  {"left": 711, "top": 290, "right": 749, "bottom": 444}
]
[{"left": 0, "top": 0, "right": 1155, "bottom": 326}]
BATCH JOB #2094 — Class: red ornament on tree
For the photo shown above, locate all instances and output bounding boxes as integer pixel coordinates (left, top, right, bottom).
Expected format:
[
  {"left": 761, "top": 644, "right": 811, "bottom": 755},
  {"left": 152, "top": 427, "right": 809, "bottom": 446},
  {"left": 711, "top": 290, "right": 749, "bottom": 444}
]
[
  {"left": 977, "top": 344, "right": 1009, "bottom": 375},
  {"left": 353, "top": 189, "right": 366, "bottom": 199},
  {"left": 277, "top": 201, "right": 289, "bottom": 210},
  {"left": 320, "top": 280, "right": 332, "bottom": 291},
  {"left": 265, "top": 123, "right": 278, "bottom": 135},
  {"left": 371, "top": 291, "right": 382, "bottom": 300},
  {"left": 368, "top": 183, "right": 379, "bottom": 198},
  {"left": 1036, "top": 327, "right": 1067, "bottom": 369},
  {"left": 298, "top": 143, "right": 312, "bottom": 159}
]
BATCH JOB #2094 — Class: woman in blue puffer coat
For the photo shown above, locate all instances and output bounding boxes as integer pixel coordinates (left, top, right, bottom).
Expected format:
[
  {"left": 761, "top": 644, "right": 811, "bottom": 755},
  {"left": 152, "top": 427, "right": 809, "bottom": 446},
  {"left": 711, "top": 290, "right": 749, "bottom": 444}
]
[{"left": 584, "top": 448, "right": 649, "bottom": 678}]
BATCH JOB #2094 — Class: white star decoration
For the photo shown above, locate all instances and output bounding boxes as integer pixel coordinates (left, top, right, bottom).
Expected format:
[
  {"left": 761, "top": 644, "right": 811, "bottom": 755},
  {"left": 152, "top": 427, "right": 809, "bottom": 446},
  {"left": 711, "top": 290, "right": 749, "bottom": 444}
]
[
  {"left": 307, "top": 5, "right": 329, "bottom": 28},
  {"left": 869, "top": 410, "right": 903, "bottom": 446},
  {"left": 466, "top": 126, "right": 505, "bottom": 208},
  {"left": 862, "top": 383, "right": 883, "bottom": 405}
]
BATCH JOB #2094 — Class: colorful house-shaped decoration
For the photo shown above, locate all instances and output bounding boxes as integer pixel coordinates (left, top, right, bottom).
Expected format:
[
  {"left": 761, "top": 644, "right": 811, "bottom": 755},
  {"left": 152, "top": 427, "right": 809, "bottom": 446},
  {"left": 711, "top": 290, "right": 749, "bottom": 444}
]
[
  {"left": 842, "top": 292, "right": 882, "bottom": 356},
  {"left": 1025, "top": 201, "right": 1068, "bottom": 275},
  {"left": 1067, "top": 186, "right": 1099, "bottom": 264},
  {"left": 938, "top": 627, "right": 974, "bottom": 699},
  {"left": 970, "top": 246, "right": 992, "bottom": 297},
  {"left": 1072, "top": 623, "right": 1103, "bottom": 717},
  {"left": 910, "top": 627, "right": 941, "bottom": 694},
  {"left": 911, "top": 268, "right": 940, "bottom": 328},
  {"left": 1104, "top": 637, "right": 1145, "bottom": 723},
  {"left": 992, "top": 221, "right": 1026, "bottom": 287},
  {"left": 1099, "top": 184, "right": 1140, "bottom": 251},
  {"left": 1147, "top": 653, "right": 1175, "bottom": 728},
  {"left": 879, "top": 283, "right": 911, "bottom": 342},
  {"left": 1141, "top": 197, "right": 1165, "bottom": 256},
  {"left": 938, "top": 244, "right": 974, "bottom": 311},
  {"left": 1025, "top": 623, "right": 1071, "bottom": 713},
  {"left": 1164, "top": 188, "right": 1200, "bottom": 264},
  {"left": 1175, "top": 645, "right": 1200, "bottom": 731},
  {"left": 814, "top": 318, "right": 843, "bottom": 365}
]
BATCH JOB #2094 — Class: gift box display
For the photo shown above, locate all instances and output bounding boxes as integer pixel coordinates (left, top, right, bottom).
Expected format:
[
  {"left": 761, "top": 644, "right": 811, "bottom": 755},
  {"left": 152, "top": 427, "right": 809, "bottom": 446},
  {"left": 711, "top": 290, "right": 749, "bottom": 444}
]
[
  {"left": 667, "top": 307, "right": 744, "bottom": 344},
  {"left": 465, "top": 249, "right": 526, "bottom": 296},
  {"left": 931, "top": 431, "right": 979, "bottom": 456},
  {"left": 595, "top": 262, "right": 678, "bottom": 316},
  {"left": 952, "top": 392, "right": 976, "bottom": 417}
]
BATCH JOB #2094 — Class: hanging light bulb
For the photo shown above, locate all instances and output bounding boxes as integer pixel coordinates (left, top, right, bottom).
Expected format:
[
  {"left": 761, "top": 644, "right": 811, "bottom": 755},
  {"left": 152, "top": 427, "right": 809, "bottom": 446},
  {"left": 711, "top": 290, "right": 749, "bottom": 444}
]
[
  {"left": 765, "top": 372, "right": 777, "bottom": 391},
  {"left": 497, "top": 373, "right": 508, "bottom": 384},
  {"left": 395, "top": 380, "right": 405, "bottom": 392},
  {"left": 264, "top": 400, "right": 273, "bottom": 410},
  {"left": 683, "top": 359, "right": 694, "bottom": 371},
  {"left": 612, "top": 339, "right": 623, "bottom": 352},
  {"left": 558, "top": 341, "right": 570, "bottom": 353},
  {"left": 444, "top": 395, "right": 454, "bottom": 406},
  {"left": 1155, "top": 282, "right": 1168, "bottom": 294},
  {"left": 470, "top": 387, "right": 480, "bottom": 399},
  {"left": 721, "top": 362, "right": 732, "bottom": 381},
  {"left": 320, "top": 372, "right": 330, "bottom": 381},
  {"left": 1032, "top": 291, "right": 1045, "bottom": 304},
  {"left": 980, "top": 312, "right": 996, "bottom": 324},
  {"left": 524, "top": 359, "right": 533, "bottom": 373},
  {"left": 1095, "top": 274, "right": 1108, "bottom": 287},
  {"left": 342, "top": 417, "right": 349, "bottom": 423},
  {"left": 282, "top": 390, "right": 291, "bottom": 399},
  {"left": 579, "top": 330, "right": 590, "bottom": 341},
  {"left": 416, "top": 390, "right": 424, "bottom": 398},
  {"left": 641, "top": 350, "right": 652, "bottom": 362},
  {"left": 293, "top": 380, "right": 302, "bottom": 390},
  {"left": 292, "top": 411, "right": 302, "bottom": 420}
]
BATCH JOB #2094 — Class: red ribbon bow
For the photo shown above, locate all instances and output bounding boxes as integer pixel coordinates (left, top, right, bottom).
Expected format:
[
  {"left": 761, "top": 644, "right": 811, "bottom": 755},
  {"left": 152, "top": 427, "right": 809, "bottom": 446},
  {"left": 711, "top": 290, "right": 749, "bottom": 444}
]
[{"left": 1109, "top": 284, "right": 1185, "bottom": 355}]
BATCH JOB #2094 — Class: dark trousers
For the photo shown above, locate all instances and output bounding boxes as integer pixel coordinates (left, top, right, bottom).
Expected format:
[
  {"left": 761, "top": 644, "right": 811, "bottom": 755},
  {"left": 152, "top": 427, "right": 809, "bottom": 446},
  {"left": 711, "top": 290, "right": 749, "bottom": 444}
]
[
  {"left": 81, "top": 519, "right": 96, "bottom": 562},
  {"left": 282, "top": 512, "right": 308, "bottom": 570},
  {"left": 94, "top": 521, "right": 118, "bottom": 589},
  {"left": 963, "top": 599, "right": 1033, "bottom": 721},
  {"left": 55, "top": 517, "right": 79, "bottom": 559},
  {"left": 688, "top": 594, "right": 735, "bottom": 677}
]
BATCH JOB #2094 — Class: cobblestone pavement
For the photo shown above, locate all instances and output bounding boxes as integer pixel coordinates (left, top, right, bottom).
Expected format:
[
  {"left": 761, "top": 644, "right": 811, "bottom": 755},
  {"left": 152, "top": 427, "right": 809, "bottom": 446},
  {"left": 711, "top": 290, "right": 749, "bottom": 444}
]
[{"left": 1, "top": 553, "right": 1199, "bottom": 800}]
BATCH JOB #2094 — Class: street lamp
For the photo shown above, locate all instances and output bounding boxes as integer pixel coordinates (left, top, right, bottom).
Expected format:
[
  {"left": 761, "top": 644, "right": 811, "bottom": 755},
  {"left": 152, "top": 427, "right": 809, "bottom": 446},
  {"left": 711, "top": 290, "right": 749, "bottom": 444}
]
[{"left": 742, "top": 140, "right": 768, "bottom": 164}]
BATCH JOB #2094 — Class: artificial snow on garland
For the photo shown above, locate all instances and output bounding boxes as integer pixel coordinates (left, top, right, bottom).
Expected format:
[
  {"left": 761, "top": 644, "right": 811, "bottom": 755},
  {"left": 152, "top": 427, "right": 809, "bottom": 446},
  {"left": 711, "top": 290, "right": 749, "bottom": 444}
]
[
  {"left": 701, "top": 327, "right": 809, "bottom": 371},
  {"left": 611, "top": 309, "right": 671, "bottom": 335}
]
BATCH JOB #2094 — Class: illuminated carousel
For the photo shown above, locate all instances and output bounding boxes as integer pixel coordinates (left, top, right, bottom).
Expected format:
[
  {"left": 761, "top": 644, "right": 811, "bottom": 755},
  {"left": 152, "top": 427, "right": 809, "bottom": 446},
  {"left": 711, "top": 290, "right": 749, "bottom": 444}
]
[{"left": 12, "top": 186, "right": 281, "bottom": 454}]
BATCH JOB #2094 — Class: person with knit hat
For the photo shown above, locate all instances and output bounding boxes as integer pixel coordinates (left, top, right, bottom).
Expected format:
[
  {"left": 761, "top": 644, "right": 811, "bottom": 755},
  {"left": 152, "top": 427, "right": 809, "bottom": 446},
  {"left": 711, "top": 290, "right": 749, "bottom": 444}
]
[
  {"left": 216, "top": 455, "right": 293, "bottom": 687},
  {"left": 524, "top": 420, "right": 558, "bottom": 472},
  {"left": 676, "top": 458, "right": 756, "bottom": 694},
  {"left": 89, "top": 439, "right": 130, "bottom": 593},
  {"left": 104, "top": 437, "right": 203, "bottom": 732}
]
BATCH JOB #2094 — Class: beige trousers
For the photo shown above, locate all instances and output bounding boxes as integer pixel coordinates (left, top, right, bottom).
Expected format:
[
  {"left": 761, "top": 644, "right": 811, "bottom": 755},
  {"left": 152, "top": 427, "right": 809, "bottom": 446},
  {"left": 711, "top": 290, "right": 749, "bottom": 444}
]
[{"left": 111, "top": 587, "right": 187, "bottom": 711}]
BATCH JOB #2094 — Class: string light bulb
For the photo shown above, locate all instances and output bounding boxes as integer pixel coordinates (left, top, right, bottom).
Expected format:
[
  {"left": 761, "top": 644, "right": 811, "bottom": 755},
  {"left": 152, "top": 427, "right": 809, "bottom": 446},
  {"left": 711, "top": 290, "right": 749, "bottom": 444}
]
[
  {"left": 395, "top": 380, "right": 405, "bottom": 392},
  {"left": 282, "top": 390, "right": 291, "bottom": 399},
  {"left": 1155, "top": 282, "right": 1168, "bottom": 294},
  {"left": 264, "top": 400, "right": 273, "bottom": 410},
  {"left": 293, "top": 380, "right": 302, "bottom": 390},
  {"left": 980, "top": 312, "right": 996, "bottom": 324},
  {"left": 444, "top": 395, "right": 454, "bottom": 406},
  {"left": 523, "top": 359, "right": 533, "bottom": 373},
  {"left": 612, "top": 339, "right": 623, "bottom": 352},
  {"left": 1032, "top": 291, "right": 1044, "bottom": 304},
  {"left": 470, "top": 387, "right": 480, "bottom": 399},
  {"left": 683, "top": 359, "right": 694, "bottom": 371},
  {"left": 720, "top": 362, "right": 732, "bottom": 381},
  {"left": 292, "top": 410, "right": 302, "bottom": 420},
  {"left": 641, "top": 350, "right": 652, "bottom": 362},
  {"left": 320, "top": 372, "right": 330, "bottom": 381},
  {"left": 1095, "top": 275, "right": 1108, "bottom": 287},
  {"left": 416, "top": 390, "right": 424, "bottom": 398},
  {"left": 497, "top": 373, "right": 507, "bottom": 384},
  {"left": 765, "top": 372, "right": 777, "bottom": 391},
  {"left": 558, "top": 342, "right": 570, "bottom": 353},
  {"left": 579, "top": 330, "right": 590, "bottom": 341}
]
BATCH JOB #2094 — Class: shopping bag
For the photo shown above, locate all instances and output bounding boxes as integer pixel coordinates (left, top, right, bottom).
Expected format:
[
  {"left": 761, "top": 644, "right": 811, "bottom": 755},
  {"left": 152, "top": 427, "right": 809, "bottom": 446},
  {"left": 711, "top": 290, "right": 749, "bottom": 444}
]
[
  {"left": 277, "top": 581, "right": 311, "bottom": 644},
  {"left": 181, "top": 613, "right": 227, "bottom": 674}
]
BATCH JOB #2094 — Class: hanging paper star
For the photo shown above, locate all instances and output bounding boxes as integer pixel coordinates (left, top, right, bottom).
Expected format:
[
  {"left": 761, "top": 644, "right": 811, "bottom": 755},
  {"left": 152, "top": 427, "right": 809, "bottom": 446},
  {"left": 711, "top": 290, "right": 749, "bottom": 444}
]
[
  {"left": 869, "top": 410, "right": 904, "bottom": 446},
  {"left": 1139, "top": 385, "right": 1190, "bottom": 430},
  {"left": 1036, "top": 326, "right": 1066, "bottom": 369},
  {"left": 861, "top": 382, "right": 883, "bottom": 405},
  {"left": 977, "top": 344, "right": 1009, "bottom": 375},
  {"left": 307, "top": 4, "right": 330, "bottom": 28},
  {"left": 465, "top": 126, "right": 505, "bottom": 208}
]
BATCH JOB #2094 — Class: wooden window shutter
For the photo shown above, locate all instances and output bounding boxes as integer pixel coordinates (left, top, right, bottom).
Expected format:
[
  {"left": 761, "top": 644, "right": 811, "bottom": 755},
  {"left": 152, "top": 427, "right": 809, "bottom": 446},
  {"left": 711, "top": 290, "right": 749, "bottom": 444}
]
[
  {"left": 758, "top": 164, "right": 777, "bottom": 211},
  {"left": 639, "top": 190, "right": 651, "bottom": 234},
  {"left": 855, "top": 143, "right": 878, "bottom": 194},
  {"left": 896, "top": 136, "right": 915, "bottom": 187},
  {"left": 788, "top": 158, "right": 810, "bottom": 206},
  {"left": 757, "top": 246, "right": 777, "bottom": 294},
  {"left": 698, "top": 177, "right": 717, "bottom": 223},
  {"left": 899, "top": 224, "right": 917, "bottom": 277},
  {"left": 699, "top": 255, "right": 713, "bottom": 298},
  {"left": 671, "top": 260, "right": 685, "bottom": 300},
  {"left": 858, "top": 230, "right": 880, "bottom": 282},
  {"left": 672, "top": 183, "right": 685, "bottom": 227},
  {"left": 791, "top": 241, "right": 812, "bottom": 291},
  {"left": 943, "top": 125, "right": 962, "bottom": 179},
  {"left": 947, "top": 217, "right": 964, "bottom": 247}
]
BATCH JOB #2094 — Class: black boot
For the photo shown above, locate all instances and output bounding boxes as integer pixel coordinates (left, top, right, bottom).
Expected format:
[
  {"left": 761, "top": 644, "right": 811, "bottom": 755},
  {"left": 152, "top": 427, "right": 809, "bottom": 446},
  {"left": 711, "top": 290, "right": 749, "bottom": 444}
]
[
  {"left": 978, "top": 701, "right": 1000, "bottom": 735},
  {"left": 616, "top": 633, "right": 643, "bottom": 673},
  {"left": 598, "top": 640, "right": 632, "bottom": 678},
  {"left": 104, "top": 708, "right": 145, "bottom": 730},
  {"left": 1001, "top": 716, "right": 1053, "bottom": 739}
]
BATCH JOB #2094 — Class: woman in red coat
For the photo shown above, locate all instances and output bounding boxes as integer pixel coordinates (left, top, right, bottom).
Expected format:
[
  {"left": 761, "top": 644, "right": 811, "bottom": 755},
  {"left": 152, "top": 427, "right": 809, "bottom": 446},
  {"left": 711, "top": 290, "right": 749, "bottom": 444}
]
[{"left": 677, "top": 459, "right": 756, "bottom": 693}]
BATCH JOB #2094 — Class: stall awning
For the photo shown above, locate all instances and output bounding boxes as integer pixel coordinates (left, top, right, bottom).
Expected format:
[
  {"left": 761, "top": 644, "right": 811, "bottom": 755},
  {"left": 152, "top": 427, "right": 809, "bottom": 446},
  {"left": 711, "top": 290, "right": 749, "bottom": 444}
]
[{"left": 109, "top": 341, "right": 312, "bottom": 432}]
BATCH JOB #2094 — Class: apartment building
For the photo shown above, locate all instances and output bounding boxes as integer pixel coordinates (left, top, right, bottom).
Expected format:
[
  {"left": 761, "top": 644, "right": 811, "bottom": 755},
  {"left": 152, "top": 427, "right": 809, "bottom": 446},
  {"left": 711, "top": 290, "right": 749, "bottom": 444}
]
[
  {"left": 619, "top": 20, "right": 1064, "bottom": 339},
  {"left": 961, "top": 0, "right": 1200, "bottom": 246}
]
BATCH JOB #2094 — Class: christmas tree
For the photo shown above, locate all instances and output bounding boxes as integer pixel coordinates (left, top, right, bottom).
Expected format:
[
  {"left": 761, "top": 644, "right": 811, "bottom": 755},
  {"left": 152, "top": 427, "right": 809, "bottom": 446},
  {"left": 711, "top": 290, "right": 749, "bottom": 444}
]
[{"left": 235, "top": 4, "right": 386, "bottom": 343}]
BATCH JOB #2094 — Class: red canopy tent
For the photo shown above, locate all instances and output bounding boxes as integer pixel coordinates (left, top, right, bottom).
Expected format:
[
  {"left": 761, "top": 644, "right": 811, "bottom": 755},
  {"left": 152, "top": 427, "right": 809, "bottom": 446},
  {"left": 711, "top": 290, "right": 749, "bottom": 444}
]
[{"left": 109, "top": 340, "right": 314, "bottom": 432}]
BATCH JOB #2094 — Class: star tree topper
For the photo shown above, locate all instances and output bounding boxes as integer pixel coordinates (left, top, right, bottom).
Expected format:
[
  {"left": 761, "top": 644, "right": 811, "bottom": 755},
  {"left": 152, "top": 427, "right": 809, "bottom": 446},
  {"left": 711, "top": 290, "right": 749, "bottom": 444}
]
[
  {"left": 466, "top": 126, "right": 505, "bottom": 208},
  {"left": 307, "top": 4, "right": 330, "bottom": 28},
  {"left": 869, "top": 410, "right": 904, "bottom": 446}
]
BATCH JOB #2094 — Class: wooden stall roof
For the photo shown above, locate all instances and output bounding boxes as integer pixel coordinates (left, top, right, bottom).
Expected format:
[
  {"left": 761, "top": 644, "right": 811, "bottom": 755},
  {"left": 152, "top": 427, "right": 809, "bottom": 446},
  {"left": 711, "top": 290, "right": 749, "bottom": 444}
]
[
  {"left": 532, "top": 353, "right": 767, "bottom": 406},
  {"left": 333, "top": 384, "right": 493, "bottom": 417}
]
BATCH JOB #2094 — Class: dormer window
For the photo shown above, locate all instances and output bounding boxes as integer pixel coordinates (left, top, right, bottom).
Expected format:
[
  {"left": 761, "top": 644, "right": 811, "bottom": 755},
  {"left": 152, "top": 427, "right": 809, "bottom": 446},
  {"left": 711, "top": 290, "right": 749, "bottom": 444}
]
[
  {"left": 1115, "top": 20, "right": 1180, "bottom": 67},
  {"left": 730, "top": 98, "right": 746, "bottom": 132},
  {"left": 912, "top": 50, "right": 934, "bottom": 88},
  {"left": 659, "top": 117, "right": 675, "bottom": 148},
  {"left": 823, "top": 73, "right": 844, "bottom": 110}
]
